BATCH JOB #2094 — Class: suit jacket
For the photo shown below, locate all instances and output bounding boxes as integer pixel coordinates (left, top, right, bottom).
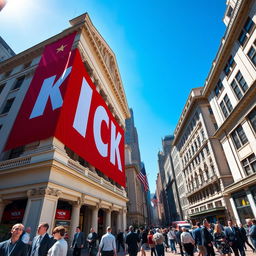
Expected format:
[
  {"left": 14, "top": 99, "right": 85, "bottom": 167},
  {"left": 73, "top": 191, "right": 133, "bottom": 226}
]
[
  {"left": 201, "top": 226, "right": 213, "bottom": 246},
  {"left": 30, "top": 233, "right": 55, "bottom": 256},
  {"left": 0, "top": 239, "right": 28, "bottom": 256},
  {"left": 225, "top": 226, "right": 242, "bottom": 245},
  {"left": 72, "top": 232, "right": 85, "bottom": 248},
  {"left": 125, "top": 232, "right": 140, "bottom": 253},
  {"left": 249, "top": 225, "right": 256, "bottom": 239}
]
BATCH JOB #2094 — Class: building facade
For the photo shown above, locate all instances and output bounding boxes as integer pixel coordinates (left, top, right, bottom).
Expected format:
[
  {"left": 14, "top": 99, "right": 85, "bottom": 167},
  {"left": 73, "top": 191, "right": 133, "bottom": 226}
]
[
  {"left": 0, "top": 13, "right": 130, "bottom": 241},
  {"left": 0, "top": 36, "right": 15, "bottom": 63},
  {"left": 203, "top": 0, "right": 256, "bottom": 224},
  {"left": 172, "top": 88, "right": 234, "bottom": 224}
]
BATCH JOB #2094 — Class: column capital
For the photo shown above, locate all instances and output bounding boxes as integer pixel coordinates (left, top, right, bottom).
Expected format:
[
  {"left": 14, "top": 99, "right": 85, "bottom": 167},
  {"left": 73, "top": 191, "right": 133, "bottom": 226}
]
[
  {"left": 27, "top": 187, "right": 62, "bottom": 198},
  {"left": 122, "top": 207, "right": 127, "bottom": 214}
]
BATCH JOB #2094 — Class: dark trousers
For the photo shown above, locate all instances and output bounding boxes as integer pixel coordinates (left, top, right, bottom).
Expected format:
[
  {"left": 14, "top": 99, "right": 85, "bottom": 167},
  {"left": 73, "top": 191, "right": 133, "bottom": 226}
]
[
  {"left": 244, "top": 239, "right": 255, "bottom": 250},
  {"left": 73, "top": 247, "right": 82, "bottom": 256},
  {"left": 205, "top": 245, "right": 215, "bottom": 256},
  {"left": 178, "top": 242, "right": 184, "bottom": 256},
  {"left": 150, "top": 247, "right": 157, "bottom": 256},
  {"left": 155, "top": 244, "right": 165, "bottom": 256},
  {"left": 88, "top": 246, "right": 97, "bottom": 256},
  {"left": 102, "top": 250, "right": 114, "bottom": 256},
  {"left": 117, "top": 241, "right": 125, "bottom": 252},
  {"left": 183, "top": 243, "right": 194, "bottom": 256},
  {"left": 231, "top": 244, "right": 245, "bottom": 256}
]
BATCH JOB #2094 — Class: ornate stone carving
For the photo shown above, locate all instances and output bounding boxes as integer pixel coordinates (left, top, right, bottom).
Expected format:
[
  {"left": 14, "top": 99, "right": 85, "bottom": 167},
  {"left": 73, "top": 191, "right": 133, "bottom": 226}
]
[{"left": 27, "top": 187, "right": 62, "bottom": 198}]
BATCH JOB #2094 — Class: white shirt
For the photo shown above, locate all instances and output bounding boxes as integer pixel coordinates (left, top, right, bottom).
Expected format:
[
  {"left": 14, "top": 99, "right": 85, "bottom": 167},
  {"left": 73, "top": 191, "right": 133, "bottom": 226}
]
[
  {"left": 181, "top": 232, "right": 195, "bottom": 244},
  {"left": 99, "top": 232, "right": 116, "bottom": 251},
  {"left": 22, "top": 232, "right": 30, "bottom": 244},
  {"left": 168, "top": 230, "right": 176, "bottom": 240},
  {"left": 47, "top": 238, "right": 67, "bottom": 256}
]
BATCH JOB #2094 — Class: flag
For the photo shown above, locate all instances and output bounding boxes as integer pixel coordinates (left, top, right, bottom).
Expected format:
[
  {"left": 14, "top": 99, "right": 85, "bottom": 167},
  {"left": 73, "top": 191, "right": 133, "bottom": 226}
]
[
  {"left": 137, "top": 166, "right": 149, "bottom": 192},
  {"left": 151, "top": 194, "right": 158, "bottom": 208}
]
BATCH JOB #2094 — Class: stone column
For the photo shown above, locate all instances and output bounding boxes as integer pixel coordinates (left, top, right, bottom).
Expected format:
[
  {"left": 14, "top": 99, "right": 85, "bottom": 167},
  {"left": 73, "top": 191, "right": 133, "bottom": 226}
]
[
  {"left": 105, "top": 209, "right": 111, "bottom": 228},
  {"left": 23, "top": 187, "right": 62, "bottom": 238},
  {"left": 117, "top": 210, "right": 122, "bottom": 231},
  {"left": 246, "top": 190, "right": 256, "bottom": 218},
  {"left": 122, "top": 208, "right": 127, "bottom": 231},
  {"left": 91, "top": 205, "right": 99, "bottom": 233},
  {"left": 70, "top": 202, "right": 81, "bottom": 239},
  {"left": 229, "top": 197, "right": 241, "bottom": 225}
]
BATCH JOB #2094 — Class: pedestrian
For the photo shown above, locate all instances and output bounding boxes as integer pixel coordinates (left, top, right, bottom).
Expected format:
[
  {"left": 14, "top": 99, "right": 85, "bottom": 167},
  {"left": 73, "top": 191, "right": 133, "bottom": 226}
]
[
  {"left": 201, "top": 219, "right": 215, "bottom": 256},
  {"left": 167, "top": 227, "right": 177, "bottom": 253},
  {"left": 71, "top": 226, "right": 85, "bottom": 256},
  {"left": 47, "top": 226, "right": 68, "bottom": 256},
  {"left": 21, "top": 227, "right": 31, "bottom": 244},
  {"left": 116, "top": 229, "right": 125, "bottom": 253},
  {"left": 126, "top": 226, "right": 140, "bottom": 256},
  {"left": 87, "top": 228, "right": 98, "bottom": 256},
  {"left": 30, "top": 222, "right": 55, "bottom": 256},
  {"left": 176, "top": 226, "right": 184, "bottom": 256},
  {"left": 140, "top": 227, "right": 148, "bottom": 256},
  {"left": 192, "top": 222, "right": 206, "bottom": 256},
  {"left": 163, "top": 228, "right": 169, "bottom": 252},
  {"left": 98, "top": 226, "right": 117, "bottom": 256},
  {"left": 181, "top": 227, "right": 195, "bottom": 256},
  {"left": 243, "top": 220, "right": 255, "bottom": 252},
  {"left": 213, "top": 223, "right": 231, "bottom": 256},
  {"left": 225, "top": 220, "right": 245, "bottom": 256},
  {"left": 0, "top": 223, "right": 28, "bottom": 256},
  {"left": 148, "top": 230, "right": 156, "bottom": 256},
  {"left": 152, "top": 228, "right": 165, "bottom": 256},
  {"left": 248, "top": 219, "right": 256, "bottom": 251}
]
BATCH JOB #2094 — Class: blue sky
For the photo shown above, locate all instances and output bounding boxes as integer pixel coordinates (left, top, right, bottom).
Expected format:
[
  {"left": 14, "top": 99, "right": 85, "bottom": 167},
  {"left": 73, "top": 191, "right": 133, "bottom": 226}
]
[{"left": 1, "top": 0, "right": 226, "bottom": 192}]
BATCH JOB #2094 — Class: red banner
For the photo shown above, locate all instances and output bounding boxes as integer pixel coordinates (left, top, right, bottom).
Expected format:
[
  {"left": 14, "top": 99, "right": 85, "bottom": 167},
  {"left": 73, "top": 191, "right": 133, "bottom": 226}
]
[
  {"left": 2, "top": 209, "right": 25, "bottom": 220},
  {"left": 55, "top": 209, "right": 71, "bottom": 220},
  {"left": 5, "top": 33, "right": 125, "bottom": 186}
]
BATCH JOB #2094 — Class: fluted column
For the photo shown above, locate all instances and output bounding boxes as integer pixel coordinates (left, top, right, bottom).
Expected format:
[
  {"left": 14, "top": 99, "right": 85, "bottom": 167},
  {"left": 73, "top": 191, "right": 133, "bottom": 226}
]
[
  {"left": 246, "top": 190, "right": 256, "bottom": 218},
  {"left": 106, "top": 209, "right": 111, "bottom": 228},
  {"left": 117, "top": 210, "right": 122, "bottom": 231},
  {"left": 229, "top": 197, "right": 241, "bottom": 224},
  {"left": 122, "top": 208, "right": 127, "bottom": 231},
  {"left": 70, "top": 202, "right": 81, "bottom": 239},
  {"left": 92, "top": 205, "right": 99, "bottom": 233}
]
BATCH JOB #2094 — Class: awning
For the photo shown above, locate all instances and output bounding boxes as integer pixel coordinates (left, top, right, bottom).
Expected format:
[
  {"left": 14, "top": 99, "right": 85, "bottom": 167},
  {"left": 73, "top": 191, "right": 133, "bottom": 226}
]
[{"left": 189, "top": 207, "right": 226, "bottom": 218}]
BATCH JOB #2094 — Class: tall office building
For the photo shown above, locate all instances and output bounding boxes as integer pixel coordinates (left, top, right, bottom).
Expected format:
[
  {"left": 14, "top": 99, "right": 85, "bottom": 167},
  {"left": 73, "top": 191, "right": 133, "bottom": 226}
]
[{"left": 0, "top": 36, "right": 15, "bottom": 62}]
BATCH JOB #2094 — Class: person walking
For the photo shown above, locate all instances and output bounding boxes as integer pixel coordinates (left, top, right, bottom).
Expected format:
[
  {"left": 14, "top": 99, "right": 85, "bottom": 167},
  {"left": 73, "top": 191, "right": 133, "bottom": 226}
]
[
  {"left": 167, "top": 227, "right": 177, "bottom": 253},
  {"left": 201, "top": 219, "right": 215, "bottom": 256},
  {"left": 30, "top": 222, "right": 55, "bottom": 256},
  {"left": 126, "top": 226, "right": 140, "bottom": 256},
  {"left": 87, "top": 228, "right": 98, "bottom": 256},
  {"left": 192, "top": 222, "right": 206, "bottom": 256},
  {"left": 47, "top": 226, "right": 68, "bottom": 256},
  {"left": 152, "top": 228, "right": 165, "bottom": 256},
  {"left": 140, "top": 227, "right": 148, "bottom": 256},
  {"left": 176, "top": 227, "right": 184, "bottom": 256},
  {"left": 248, "top": 219, "right": 256, "bottom": 251},
  {"left": 98, "top": 226, "right": 116, "bottom": 256},
  {"left": 213, "top": 223, "right": 231, "bottom": 256},
  {"left": 225, "top": 220, "right": 245, "bottom": 256},
  {"left": 71, "top": 226, "right": 85, "bottom": 256},
  {"left": 0, "top": 223, "right": 28, "bottom": 256},
  {"left": 21, "top": 227, "right": 32, "bottom": 244},
  {"left": 148, "top": 230, "right": 156, "bottom": 256},
  {"left": 116, "top": 230, "right": 125, "bottom": 253},
  {"left": 181, "top": 227, "right": 195, "bottom": 256}
]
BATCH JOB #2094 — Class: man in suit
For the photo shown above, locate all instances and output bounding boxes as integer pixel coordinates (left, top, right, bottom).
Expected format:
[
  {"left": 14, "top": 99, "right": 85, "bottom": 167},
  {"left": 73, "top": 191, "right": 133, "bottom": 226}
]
[
  {"left": 0, "top": 223, "right": 28, "bottom": 256},
  {"left": 71, "top": 226, "right": 85, "bottom": 256},
  {"left": 225, "top": 220, "right": 245, "bottom": 256},
  {"left": 201, "top": 219, "right": 214, "bottom": 256},
  {"left": 87, "top": 227, "right": 98, "bottom": 256},
  {"left": 125, "top": 226, "right": 140, "bottom": 256},
  {"left": 30, "top": 222, "right": 55, "bottom": 256},
  {"left": 248, "top": 219, "right": 256, "bottom": 251}
]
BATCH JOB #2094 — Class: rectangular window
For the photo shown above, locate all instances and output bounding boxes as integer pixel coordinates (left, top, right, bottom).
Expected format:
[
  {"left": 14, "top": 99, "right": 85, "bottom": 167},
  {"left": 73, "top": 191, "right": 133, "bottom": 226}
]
[
  {"left": 224, "top": 94, "right": 233, "bottom": 112},
  {"left": 220, "top": 101, "right": 228, "bottom": 118},
  {"left": 231, "top": 125, "right": 248, "bottom": 149},
  {"left": 214, "top": 80, "right": 224, "bottom": 96},
  {"left": 242, "top": 154, "right": 256, "bottom": 176},
  {"left": 248, "top": 40, "right": 256, "bottom": 67},
  {"left": 231, "top": 80, "right": 243, "bottom": 100},
  {"left": 238, "top": 17, "right": 255, "bottom": 46},
  {"left": 248, "top": 108, "right": 256, "bottom": 133},
  {"left": 0, "top": 83, "right": 5, "bottom": 95},
  {"left": 1, "top": 98, "right": 15, "bottom": 114},
  {"left": 236, "top": 71, "right": 248, "bottom": 92},
  {"left": 224, "top": 56, "right": 236, "bottom": 76},
  {"left": 12, "top": 75, "right": 25, "bottom": 90},
  {"left": 231, "top": 71, "right": 248, "bottom": 100}
]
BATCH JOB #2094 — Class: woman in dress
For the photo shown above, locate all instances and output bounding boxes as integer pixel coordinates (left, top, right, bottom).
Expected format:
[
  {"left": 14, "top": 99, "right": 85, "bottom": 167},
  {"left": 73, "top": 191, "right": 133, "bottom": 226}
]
[
  {"left": 47, "top": 226, "right": 68, "bottom": 256},
  {"left": 213, "top": 224, "right": 231, "bottom": 256}
]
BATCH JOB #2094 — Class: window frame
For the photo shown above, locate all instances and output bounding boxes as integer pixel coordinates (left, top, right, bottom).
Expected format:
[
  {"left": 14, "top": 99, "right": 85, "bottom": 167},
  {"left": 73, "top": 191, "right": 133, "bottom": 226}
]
[{"left": 231, "top": 124, "right": 248, "bottom": 150}]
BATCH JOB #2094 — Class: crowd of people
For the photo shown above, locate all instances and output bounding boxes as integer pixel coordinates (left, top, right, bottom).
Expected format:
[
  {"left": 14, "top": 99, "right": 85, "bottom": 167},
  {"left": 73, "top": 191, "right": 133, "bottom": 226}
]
[{"left": 0, "top": 218, "right": 256, "bottom": 256}]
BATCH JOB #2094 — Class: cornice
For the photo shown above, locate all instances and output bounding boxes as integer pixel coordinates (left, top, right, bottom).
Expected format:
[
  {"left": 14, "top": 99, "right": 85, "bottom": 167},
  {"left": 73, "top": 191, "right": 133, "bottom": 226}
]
[{"left": 81, "top": 15, "right": 130, "bottom": 119}]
